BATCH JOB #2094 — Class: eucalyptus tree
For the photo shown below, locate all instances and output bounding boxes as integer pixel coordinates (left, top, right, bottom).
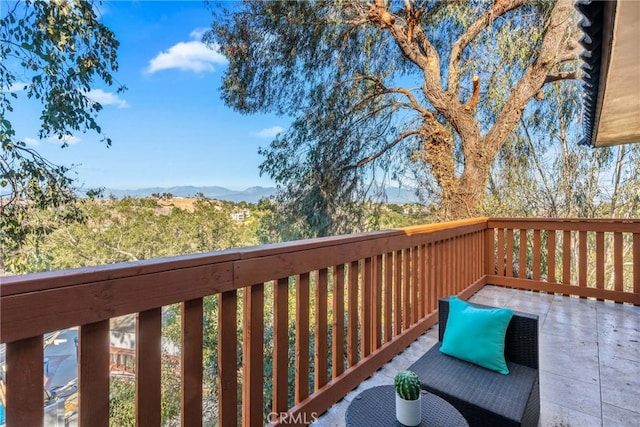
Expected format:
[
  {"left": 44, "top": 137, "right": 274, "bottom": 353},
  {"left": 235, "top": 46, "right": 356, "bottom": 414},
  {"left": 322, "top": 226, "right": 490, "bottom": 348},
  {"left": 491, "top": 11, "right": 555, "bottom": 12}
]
[
  {"left": 485, "top": 76, "right": 640, "bottom": 220},
  {"left": 208, "top": 0, "right": 580, "bottom": 236},
  {"left": 0, "top": 0, "right": 123, "bottom": 253}
]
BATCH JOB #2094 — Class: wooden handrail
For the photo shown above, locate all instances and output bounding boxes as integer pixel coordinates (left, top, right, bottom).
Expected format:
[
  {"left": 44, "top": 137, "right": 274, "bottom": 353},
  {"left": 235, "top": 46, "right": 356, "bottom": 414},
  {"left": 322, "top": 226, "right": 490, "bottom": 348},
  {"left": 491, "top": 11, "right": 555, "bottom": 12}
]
[{"left": 1, "top": 218, "right": 637, "bottom": 426}]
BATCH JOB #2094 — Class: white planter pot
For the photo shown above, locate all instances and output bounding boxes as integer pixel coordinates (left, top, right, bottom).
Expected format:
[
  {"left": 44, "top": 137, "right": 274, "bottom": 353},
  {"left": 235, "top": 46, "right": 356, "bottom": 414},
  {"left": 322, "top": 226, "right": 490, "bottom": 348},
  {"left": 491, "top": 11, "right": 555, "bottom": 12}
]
[{"left": 395, "top": 392, "right": 422, "bottom": 426}]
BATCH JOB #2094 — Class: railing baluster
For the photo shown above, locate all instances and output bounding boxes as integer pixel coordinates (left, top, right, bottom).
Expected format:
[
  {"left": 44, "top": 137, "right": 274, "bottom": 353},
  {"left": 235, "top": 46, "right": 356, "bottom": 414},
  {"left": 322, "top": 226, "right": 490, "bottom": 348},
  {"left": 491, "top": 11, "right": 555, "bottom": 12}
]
[
  {"left": 596, "top": 232, "right": 605, "bottom": 294},
  {"left": 462, "top": 234, "right": 468, "bottom": 290},
  {"left": 418, "top": 244, "right": 426, "bottom": 318},
  {"left": 448, "top": 239, "right": 453, "bottom": 295},
  {"left": 361, "top": 258, "right": 372, "bottom": 357},
  {"left": 242, "top": 283, "right": 264, "bottom": 427},
  {"left": 347, "top": 261, "right": 359, "bottom": 368},
  {"left": 427, "top": 244, "right": 436, "bottom": 313},
  {"left": 218, "top": 290, "right": 238, "bottom": 426},
  {"left": 471, "top": 232, "right": 476, "bottom": 280},
  {"left": 485, "top": 228, "right": 495, "bottom": 275},
  {"left": 6, "top": 336, "right": 43, "bottom": 426},
  {"left": 412, "top": 246, "right": 419, "bottom": 323},
  {"left": 533, "top": 229, "right": 541, "bottom": 281},
  {"left": 614, "top": 232, "right": 624, "bottom": 292},
  {"left": 295, "top": 273, "right": 310, "bottom": 403},
  {"left": 519, "top": 230, "right": 527, "bottom": 279},
  {"left": 136, "top": 308, "right": 162, "bottom": 427},
  {"left": 634, "top": 233, "right": 640, "bottom": 295},
  {"left": 79, "top": 320, "right": 110, "bottom": 427},
  {"left": 384, "top": 252, "right": 393, "bottom": 343},
  {"left": 394, "top": 250, "right": 402, "bottom": 334},
  {"left": 547, "top": 230, "right": 556, "bottom": 283},
  {"left": 372, "top": 255, "right": 383, "bottom": 350},
  {"left": 459, "top": 237, "right": 465, "bottom": 292},
  {"left": 506, "top": 229, "right": 514, "bottom": 277},
  {"left": 478, "top": 231, "right": 483, "bottom": 278},
  {"left": 273, "top": 278, "right": 289, "bottom": 413},
  {"left": 181, "top": 299, "right": 203, "bottom": 427},
  {"left": 315, "top": 269, "right": 328, "bottom": 390},
  {"left": 402, "top": 248, "right": 410, "bottom": 329},
  {"left": 497, "top": 229, "right": 505, "bottom": 277},
  {"left": 579, "top": 231, "right": 588, "bottom": 295},
  {"left": 332, "top": 265, "right": 345, "bottom": 378},
  {"left": 459, "top": 237, "right": 466, "bottom": 292},
  {"left": 437, "top": 241, "right": 444, "bottom": 298},
  {"left": 563, "top": 230, "right": 571, "bottom": 289}
]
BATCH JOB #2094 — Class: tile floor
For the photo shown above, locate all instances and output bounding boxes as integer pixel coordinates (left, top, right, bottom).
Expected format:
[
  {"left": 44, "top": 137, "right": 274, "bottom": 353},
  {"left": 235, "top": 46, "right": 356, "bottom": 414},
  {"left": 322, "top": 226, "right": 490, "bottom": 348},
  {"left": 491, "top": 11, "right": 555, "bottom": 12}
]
[{"left": 312, "top": 286, "right": 640, "bottom": 427}]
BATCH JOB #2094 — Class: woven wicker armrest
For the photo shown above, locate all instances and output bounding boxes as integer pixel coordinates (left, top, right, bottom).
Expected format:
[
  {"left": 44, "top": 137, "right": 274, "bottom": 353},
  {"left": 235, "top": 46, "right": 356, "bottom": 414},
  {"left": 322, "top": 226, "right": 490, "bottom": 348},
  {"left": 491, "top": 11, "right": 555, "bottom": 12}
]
[{"left": 437, "top": 297, "right": 539, "bottom": 369}]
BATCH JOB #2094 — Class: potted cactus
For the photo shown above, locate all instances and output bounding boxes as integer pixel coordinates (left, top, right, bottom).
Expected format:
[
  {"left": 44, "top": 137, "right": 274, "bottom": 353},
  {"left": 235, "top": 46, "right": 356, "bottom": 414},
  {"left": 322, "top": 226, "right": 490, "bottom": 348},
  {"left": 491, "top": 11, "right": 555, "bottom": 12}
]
[{"left": 394, "top": 370, "right": 422, "bottom": 426}]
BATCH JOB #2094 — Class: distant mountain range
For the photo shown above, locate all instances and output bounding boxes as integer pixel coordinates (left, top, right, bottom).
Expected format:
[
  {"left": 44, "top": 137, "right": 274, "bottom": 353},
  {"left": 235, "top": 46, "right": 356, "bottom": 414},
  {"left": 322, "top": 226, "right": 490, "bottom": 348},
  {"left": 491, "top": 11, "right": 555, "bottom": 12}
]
[
  {"left": 104, "top": 186, "right": 275, "bottom": 203},
  {"left": 103, "top": 185, "right": 419, "bottom": 204}
]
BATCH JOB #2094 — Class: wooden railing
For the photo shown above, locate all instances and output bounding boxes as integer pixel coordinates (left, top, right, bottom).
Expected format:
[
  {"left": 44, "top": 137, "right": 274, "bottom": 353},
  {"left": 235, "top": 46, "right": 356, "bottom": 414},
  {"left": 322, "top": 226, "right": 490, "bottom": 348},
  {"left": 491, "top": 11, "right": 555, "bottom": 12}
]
[
  {"left": 486, "top": 219, "right": 640, "bottom": 305},
  {"left": 0, "top": 218, "right": 638, "bottom": 426}
]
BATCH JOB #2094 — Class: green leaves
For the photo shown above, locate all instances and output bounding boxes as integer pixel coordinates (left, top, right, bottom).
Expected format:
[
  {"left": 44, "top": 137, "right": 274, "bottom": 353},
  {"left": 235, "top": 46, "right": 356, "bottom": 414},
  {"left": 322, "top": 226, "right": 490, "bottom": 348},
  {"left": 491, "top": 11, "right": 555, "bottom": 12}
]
[
  {"left": 1, "top": 0, "right": 124, "bottom": 250},
  {"left": 208, "top": 0, "right": 572, "bottom": 229}
]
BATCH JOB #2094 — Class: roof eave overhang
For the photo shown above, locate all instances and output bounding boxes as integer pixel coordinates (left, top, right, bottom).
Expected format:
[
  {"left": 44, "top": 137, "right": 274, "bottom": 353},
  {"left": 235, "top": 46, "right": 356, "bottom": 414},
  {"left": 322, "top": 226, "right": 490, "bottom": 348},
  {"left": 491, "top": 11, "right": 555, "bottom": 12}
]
[{"left": 577, "top": 0, "right": 640, "bottom": 148}]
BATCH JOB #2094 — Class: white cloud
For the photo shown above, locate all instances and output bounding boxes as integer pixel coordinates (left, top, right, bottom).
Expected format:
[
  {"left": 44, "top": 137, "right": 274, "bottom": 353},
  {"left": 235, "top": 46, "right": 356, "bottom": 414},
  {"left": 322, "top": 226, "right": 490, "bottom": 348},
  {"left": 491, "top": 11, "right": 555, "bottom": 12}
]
[
  {"left": 189, "top": 27, "right": 209, "bottom": 41},
  {"left": 23, "top": 137, "right": 39, "bottom": 146},
  {"left": 5, "top": 82, "right": 29, "bottom": 92},
  {"left": 48, "top": 135, "right": 81, "bottom": 145},
  {"left": 145, "top": 29, "right": 227, "bottom": 74},
  {"left": 85, "top": 89, "right": 130, "bottom": 109},
  {"left": 251, "top": 126, "right": 285, "bottom": 138}
]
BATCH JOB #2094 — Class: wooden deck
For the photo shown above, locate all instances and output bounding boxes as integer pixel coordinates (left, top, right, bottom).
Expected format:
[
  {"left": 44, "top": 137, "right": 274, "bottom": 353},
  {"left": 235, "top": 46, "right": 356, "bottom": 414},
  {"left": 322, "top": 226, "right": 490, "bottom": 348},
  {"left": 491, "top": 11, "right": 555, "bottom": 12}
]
[{"left": 313, "top": 285, "right": 640, "bottom": 426}]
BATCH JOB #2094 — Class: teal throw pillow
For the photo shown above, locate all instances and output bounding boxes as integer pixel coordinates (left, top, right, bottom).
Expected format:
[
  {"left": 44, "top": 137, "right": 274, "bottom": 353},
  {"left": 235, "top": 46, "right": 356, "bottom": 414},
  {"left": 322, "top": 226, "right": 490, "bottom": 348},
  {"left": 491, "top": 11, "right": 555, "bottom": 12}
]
[{"left": 440, "top": 296, "right": 513, "bottom": 375}]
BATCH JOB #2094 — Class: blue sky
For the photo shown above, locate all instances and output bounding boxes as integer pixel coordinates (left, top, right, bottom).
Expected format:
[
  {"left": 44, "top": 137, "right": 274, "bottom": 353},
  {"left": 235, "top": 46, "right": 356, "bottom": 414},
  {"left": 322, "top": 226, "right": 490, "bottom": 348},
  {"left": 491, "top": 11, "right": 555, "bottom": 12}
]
[{"left": 11, "top": 1, "right": 284, "bottom": 191}]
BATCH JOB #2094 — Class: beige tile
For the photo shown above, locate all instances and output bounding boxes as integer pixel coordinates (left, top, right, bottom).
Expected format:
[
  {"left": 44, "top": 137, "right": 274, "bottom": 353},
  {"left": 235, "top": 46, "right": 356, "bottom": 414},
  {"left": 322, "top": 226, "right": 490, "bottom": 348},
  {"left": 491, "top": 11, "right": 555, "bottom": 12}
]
[
  {"left": 540, "top": 332, "right": 600, "bottom": 384},
  {"left": 469, "top": 286, "right": 515, "bottom": 306},
  {"left": 600, "top": 357, "right": 640, "bottom": 413},
  {"left": 597, "top": 309, "right": 640, "bottom": 338},
  {"left": 376, "top": 354, "right": 414, "bottom": 378},
  {"left": 602, "top": 403, "right": 640, "bottom": 427},
  {"left": 311, "top": 397, "right": 351, "bottom": 426},
  {"left": 540, "top": 399, "right": 601, "bottom": 427},
  {"left": 598, "top": 328, "right": 640, "bottom": 363},
  {"left": 545, "top": 297, "right": 599, "bottom": 329},
  {"left": 542, "top": 318, "right": 598, "bottom": 343},
  {"left": 539, "top": 371, "right": 601, "bottom": 418},
  {"left": 508, "top": 290, "right": 554, "bottom": 307}
]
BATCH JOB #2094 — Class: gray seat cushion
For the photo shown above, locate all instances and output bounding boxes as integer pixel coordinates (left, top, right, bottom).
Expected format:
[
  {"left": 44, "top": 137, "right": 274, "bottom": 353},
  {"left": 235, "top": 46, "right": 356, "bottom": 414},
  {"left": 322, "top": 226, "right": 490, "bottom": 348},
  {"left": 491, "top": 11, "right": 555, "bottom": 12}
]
[{"left": 409, "top": 343, "right": 539, "bottom": 427}]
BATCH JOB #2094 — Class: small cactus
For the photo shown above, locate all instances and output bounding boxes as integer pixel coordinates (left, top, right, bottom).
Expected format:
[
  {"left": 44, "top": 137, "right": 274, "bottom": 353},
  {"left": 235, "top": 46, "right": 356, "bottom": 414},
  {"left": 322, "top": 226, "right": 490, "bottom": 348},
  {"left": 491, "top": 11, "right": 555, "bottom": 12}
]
[{"left": 394, "top": 370, "right": 421, "bottom": 400}]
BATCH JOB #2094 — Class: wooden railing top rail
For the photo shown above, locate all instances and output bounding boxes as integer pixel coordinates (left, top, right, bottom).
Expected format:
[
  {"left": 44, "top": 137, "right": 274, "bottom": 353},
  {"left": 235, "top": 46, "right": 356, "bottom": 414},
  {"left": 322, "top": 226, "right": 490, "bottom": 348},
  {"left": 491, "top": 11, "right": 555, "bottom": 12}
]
[
  {"left": 488, "top": 218, "right": 640, "bottom": 232},
  {"left": 0, "top": 218, "right": 488, "bottom": 344},
  {"left": 0, "top": 218, "right": 488, "bottom": 293}
]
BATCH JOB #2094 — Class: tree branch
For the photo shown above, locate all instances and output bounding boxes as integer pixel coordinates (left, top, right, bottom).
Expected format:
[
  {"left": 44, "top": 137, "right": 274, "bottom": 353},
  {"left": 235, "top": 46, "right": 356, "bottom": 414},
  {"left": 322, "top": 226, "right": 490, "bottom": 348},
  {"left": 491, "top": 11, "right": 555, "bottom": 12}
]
[
  {"left": 544, "top": 70, "right": 578, "bottom": 84},
  {"left": 345, "top": 129, "right": 422, "bottom": 170},
  {"left": 352, "top": 75, "right": 435, "bottom": 119},
  {"left": 484, "top": 0, "right": 574, "bottom": 157},
  {"left": 557, "top": 40, "right": 581, "bottom": 63},
  {"left": 464, "top": 76, "right": 480, "bottom": 111},
  {"left": 447, "top": 0, "right": 528, "bottom": 95}
]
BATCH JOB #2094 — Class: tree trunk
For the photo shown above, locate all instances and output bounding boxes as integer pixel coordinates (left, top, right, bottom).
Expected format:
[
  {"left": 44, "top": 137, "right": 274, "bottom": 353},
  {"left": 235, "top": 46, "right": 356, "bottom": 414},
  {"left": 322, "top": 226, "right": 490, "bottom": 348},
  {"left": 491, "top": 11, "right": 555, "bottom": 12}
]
[{"left": 399, "top": 0, "right": 575, "bottom": 221}]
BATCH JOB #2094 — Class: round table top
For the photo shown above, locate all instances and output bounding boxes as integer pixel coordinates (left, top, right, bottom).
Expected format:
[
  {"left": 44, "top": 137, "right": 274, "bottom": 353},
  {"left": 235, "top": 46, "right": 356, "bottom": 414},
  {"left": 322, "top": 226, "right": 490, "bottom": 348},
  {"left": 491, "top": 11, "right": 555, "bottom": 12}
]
[{"left": 345, "top": 385, "right": 469, "bottom": 427}]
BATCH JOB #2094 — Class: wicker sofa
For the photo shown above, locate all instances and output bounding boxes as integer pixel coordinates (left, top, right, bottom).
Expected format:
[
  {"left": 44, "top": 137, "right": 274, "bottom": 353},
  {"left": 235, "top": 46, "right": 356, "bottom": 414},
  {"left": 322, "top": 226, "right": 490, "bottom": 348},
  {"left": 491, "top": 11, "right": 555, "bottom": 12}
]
[{"left": 408, "top": 297, "right": 540, "bottom": 427}]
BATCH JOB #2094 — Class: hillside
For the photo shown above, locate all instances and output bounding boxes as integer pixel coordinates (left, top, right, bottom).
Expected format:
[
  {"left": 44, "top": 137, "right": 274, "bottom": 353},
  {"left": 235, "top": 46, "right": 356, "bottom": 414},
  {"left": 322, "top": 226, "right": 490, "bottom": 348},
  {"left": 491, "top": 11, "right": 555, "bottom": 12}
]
[{"left": 103, "top": 186, "right": 419, "bottom": 204}]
